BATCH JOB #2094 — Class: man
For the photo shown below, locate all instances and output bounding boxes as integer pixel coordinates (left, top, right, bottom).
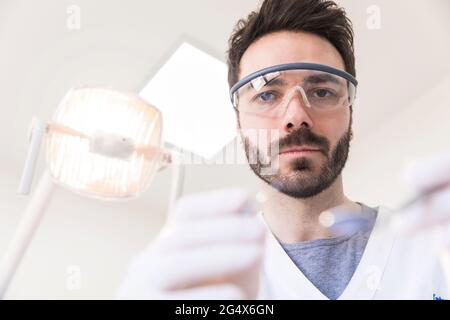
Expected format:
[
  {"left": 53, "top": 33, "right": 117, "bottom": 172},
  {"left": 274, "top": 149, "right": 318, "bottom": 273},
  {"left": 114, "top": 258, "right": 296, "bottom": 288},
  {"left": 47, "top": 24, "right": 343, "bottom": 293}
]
[{"left": 118, "top": 0, "right": 450, "bottom": 300}]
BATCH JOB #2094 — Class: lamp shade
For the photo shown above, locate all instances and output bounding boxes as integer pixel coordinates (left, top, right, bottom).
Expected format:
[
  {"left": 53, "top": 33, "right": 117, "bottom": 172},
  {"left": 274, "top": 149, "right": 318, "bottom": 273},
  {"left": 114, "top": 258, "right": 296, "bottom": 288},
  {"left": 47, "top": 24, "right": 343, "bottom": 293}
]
[{"left": 45, "top": 87, "right": 166, "bottom": 200}]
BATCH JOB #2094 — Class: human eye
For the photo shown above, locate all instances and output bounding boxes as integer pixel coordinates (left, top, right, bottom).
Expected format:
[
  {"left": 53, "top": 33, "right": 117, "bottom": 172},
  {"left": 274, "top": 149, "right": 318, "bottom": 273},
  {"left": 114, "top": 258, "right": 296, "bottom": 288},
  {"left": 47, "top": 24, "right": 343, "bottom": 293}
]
[
  {"left": 252, "top": 90, "right": 279, "bottom": 104},
  {"left": 311, "top": 88, "right": 337, "bottom": 99}
]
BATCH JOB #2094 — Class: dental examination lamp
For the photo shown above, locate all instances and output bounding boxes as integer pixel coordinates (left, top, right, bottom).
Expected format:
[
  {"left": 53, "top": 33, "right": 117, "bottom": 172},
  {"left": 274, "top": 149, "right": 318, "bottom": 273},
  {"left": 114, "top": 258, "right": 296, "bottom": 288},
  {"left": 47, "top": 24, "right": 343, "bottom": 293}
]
[{"left": 0, "top": 87, "right": 184, "bottom": 298}]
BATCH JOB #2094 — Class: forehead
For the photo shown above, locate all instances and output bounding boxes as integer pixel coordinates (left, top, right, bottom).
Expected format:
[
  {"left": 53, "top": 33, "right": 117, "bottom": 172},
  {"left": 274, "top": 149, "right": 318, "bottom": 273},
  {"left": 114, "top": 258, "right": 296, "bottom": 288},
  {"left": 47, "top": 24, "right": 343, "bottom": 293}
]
[{"left": 239, "top": 31, "right": 346, "bottom": 81}]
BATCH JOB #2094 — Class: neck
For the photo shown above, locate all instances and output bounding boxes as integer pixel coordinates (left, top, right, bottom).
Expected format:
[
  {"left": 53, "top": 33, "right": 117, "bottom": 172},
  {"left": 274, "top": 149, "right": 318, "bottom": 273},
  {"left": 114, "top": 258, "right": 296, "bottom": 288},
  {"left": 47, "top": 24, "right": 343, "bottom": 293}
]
[{"left": 261, "top": 175, "right": 360, "bottom": 243}]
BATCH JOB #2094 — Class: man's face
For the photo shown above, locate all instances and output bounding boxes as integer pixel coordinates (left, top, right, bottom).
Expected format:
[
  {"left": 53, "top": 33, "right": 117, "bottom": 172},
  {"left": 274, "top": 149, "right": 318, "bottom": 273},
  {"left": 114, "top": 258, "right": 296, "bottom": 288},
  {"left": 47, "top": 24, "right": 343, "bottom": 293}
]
[{"left": 237, "top": 31, "right": 353, "bottom": 199}]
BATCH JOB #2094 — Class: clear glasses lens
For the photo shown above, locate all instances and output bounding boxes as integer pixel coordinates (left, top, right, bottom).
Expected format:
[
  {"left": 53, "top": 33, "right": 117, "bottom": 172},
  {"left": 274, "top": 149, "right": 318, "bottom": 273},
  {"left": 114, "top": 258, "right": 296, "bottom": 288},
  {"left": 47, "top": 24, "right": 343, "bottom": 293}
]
[{"left": 234, "top": 69, "right": 356, "bottom": 118}]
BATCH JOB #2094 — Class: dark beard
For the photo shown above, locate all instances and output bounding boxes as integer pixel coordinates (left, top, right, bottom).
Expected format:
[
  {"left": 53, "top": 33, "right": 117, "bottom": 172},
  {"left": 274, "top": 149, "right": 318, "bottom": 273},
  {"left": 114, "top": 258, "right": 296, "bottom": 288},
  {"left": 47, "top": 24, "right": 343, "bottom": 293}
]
[{"left": 242, "top": 126, "right": 351, "bottom": 199}]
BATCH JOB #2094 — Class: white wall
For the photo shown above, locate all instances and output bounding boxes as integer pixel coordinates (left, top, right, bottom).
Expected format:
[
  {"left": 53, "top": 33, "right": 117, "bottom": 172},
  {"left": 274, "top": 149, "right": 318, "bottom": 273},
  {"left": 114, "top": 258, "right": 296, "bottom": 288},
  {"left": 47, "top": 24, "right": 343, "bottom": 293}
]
[{"left": 345, "top": 75, "right": 450, "bottom": 209}]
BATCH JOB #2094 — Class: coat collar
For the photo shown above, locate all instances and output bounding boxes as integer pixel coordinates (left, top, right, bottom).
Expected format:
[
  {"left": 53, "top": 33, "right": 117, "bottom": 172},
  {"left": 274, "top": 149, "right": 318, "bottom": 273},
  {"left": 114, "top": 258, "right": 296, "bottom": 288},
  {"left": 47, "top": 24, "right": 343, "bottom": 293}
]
[{"left": 257, "top": 206, "right": 398, "bottom": 299}]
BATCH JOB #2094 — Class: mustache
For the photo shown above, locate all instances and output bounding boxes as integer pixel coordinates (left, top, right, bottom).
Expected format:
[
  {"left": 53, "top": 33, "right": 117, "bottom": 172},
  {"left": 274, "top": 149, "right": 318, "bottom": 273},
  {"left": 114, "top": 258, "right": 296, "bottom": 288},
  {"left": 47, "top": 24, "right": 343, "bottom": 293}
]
[{"left": 270, "top": 127, "right": 330, "bottom": 157}]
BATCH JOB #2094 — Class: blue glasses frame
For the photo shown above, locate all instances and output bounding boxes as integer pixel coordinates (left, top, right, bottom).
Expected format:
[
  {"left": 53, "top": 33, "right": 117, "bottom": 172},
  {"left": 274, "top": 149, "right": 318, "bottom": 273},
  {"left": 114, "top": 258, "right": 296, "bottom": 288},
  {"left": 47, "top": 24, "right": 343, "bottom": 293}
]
[{"left": 229, "top": 62, "right": 358, "bottom": 105}]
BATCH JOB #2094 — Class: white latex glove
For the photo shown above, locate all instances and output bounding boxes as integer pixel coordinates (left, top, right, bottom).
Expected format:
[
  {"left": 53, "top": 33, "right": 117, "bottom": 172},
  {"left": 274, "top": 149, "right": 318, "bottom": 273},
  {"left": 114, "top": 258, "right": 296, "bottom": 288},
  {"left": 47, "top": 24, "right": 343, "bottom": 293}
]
[
  {"left": 396, "top": 151, "right": 450, "bottom": 236},
  {"left": 116, "top": 188, "right": 266, "bottom": 300}
]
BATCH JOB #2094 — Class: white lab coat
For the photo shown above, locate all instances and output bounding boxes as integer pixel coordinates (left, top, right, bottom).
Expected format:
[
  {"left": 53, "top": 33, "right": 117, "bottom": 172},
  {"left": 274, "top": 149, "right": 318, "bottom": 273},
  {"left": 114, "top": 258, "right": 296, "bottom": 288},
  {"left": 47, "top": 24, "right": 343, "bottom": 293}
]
[{"left": 256, "top": 206, "right": 450, "bottom": 300}]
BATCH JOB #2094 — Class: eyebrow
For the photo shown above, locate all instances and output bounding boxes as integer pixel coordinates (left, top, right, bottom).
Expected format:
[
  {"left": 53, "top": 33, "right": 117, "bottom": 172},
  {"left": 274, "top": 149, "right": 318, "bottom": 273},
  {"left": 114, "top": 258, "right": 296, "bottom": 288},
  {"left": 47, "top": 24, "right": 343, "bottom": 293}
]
[
  {"left": 264, "top": 77, "right": 286, "bottom": 88},
  {"left": 259, "top": 74, "right": 343, "bottom": 89},
  {"left": 239, "top": 76, "right": 285, "bottom": 95},
  {"left": 239, "top": 72, "right": 344, "bottom": 96},
  {"left": 303, "top": 73, "right": 343, "bottom": 85}
]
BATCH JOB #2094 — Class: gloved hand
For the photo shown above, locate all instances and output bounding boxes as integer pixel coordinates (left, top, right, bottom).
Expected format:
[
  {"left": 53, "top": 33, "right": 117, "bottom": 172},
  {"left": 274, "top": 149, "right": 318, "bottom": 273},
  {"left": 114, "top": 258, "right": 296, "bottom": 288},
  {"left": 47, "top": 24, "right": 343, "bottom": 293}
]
[
  {"left": 323, "top": 151, "right": 450, "bottom": 239},
  {"left": 116, "top": 188, "right": 266, "bottom": 299},
  {"left": 397, "top": 151, "right": 450, "bottom": 235}
]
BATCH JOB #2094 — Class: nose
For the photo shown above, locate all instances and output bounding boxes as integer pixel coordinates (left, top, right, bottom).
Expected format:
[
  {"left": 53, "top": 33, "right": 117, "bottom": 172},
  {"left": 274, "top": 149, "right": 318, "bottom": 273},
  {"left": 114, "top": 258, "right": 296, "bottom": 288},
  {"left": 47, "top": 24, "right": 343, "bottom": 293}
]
[{"left": 280, "top": 87, "right": 314, "bottom": 133}]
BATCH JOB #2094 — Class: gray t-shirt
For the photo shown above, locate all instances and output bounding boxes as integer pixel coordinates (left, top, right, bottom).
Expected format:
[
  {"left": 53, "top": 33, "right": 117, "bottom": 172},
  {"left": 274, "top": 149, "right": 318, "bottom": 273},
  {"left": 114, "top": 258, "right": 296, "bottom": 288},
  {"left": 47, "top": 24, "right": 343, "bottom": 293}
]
[{"left": 280, "top": 203, "right": 378, "bottom": 300}]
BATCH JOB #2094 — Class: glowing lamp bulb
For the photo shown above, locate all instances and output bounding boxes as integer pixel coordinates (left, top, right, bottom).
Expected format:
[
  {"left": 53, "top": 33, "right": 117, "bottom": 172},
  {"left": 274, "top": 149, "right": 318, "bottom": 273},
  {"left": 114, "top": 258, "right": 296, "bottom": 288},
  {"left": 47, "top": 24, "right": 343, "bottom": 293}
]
[{"left": 45, "top": 87, "right": 169, "bottom": 200}]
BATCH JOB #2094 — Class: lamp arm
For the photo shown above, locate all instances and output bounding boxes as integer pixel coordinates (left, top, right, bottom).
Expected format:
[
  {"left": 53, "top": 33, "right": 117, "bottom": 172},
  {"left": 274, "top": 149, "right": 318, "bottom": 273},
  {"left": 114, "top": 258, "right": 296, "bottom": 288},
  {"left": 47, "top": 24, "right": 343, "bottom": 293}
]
[{"left": 0, "top": 171, "right": 54, "bottom": 299}]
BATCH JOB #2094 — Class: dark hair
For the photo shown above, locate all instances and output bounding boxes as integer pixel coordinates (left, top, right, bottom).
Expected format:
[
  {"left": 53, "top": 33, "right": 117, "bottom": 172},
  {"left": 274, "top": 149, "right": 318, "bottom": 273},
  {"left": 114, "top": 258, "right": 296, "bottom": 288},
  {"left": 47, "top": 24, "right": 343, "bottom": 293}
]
[{"left": 226, "top": 0, "right": 356, "bottom": 89}]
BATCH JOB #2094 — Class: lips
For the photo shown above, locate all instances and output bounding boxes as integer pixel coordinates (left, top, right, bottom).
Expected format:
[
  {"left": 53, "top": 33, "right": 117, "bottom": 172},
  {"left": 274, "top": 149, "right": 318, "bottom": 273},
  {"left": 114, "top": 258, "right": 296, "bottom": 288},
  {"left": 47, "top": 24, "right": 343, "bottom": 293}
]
[{"left": 279, "top": 146, "right": 321, "bottom": 155}]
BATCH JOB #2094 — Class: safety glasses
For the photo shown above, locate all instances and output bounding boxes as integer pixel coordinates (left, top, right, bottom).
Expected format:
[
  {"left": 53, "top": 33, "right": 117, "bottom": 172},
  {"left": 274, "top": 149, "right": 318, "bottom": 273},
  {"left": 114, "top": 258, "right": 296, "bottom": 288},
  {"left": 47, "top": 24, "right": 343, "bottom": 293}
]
[{"left": 230, "top": 63, "right": 358, "bottom": 119}]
